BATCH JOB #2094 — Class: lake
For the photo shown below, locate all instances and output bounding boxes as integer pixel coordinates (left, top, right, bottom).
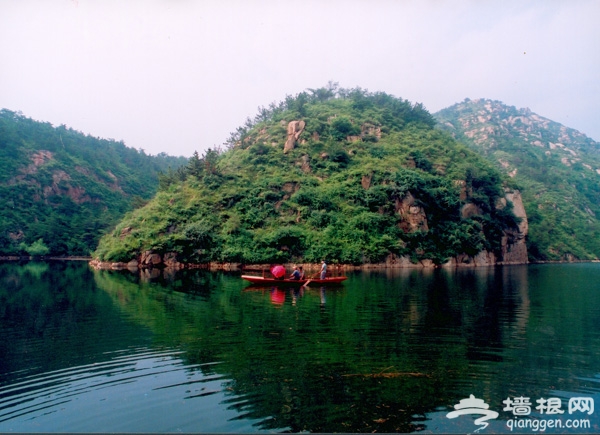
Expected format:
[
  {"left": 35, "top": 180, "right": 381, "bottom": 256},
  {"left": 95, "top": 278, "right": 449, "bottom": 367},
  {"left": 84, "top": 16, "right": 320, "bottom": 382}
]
[{"left": 1, "top": 261, "right": 599, "bottom": 433}]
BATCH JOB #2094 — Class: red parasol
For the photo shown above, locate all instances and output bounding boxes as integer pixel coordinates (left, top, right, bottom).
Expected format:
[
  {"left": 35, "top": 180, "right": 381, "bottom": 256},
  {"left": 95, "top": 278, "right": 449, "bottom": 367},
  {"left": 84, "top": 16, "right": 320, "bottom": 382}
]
[{"left": 271, "top": 265, "right": 285, "bottom": 279}]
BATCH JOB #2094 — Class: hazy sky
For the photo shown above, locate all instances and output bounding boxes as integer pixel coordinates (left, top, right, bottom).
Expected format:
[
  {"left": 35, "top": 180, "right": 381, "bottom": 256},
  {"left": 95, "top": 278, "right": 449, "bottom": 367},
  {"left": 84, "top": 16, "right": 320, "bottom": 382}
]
[{"left": 1, "top": 0, "right": 598, "bottom": 157}]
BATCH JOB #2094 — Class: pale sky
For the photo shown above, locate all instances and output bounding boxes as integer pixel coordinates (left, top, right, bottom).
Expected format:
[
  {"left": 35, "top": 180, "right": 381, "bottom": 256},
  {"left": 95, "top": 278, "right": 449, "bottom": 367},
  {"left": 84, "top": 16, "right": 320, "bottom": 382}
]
[{"left": 1, "top": 0, "right": 598, "bottom": 157}]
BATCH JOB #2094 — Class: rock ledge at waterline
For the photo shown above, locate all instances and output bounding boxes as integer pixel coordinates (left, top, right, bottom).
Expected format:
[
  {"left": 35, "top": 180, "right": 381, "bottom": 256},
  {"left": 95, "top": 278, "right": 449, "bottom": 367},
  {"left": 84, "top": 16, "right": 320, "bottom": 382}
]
[
  {"left": 89, "top": 248, "right": 528, "bottom": 272},
  {"left": 89, "top": 211, "right": 529, "bottom": 270}
]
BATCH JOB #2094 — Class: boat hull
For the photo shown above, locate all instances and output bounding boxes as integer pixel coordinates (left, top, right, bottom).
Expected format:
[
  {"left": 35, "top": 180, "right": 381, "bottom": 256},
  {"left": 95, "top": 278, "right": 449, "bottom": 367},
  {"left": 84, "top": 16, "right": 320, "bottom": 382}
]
[{"left": 241, "top": 275, "right": 347, "bottom": 286}]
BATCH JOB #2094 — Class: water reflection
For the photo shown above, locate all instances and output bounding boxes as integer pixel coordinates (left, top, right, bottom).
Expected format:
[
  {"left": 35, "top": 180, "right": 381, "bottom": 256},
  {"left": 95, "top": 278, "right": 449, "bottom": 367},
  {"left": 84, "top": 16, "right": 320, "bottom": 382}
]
[
  {"left": 1, "top": 262, "right": 600, "bottom": 432},
  {"left": 243, "top": 285, "right": 332, "bottom": 308}
]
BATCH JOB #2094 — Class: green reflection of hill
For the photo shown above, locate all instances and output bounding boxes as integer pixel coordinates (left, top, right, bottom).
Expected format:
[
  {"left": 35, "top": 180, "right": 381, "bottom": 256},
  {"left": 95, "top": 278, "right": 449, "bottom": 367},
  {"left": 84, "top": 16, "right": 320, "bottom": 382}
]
[
  {"left": 93, "top": 268, "right": 482, "bottom": 432},
  {"left": 0, "top": 261, "right": 150, "bottom": 376}
]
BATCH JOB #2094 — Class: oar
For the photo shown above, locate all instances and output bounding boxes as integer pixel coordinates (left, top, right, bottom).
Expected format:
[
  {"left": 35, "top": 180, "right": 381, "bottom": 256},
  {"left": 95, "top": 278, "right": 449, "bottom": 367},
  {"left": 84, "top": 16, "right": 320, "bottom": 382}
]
[{"left": 303, "top": 273, "right": 319, "bottom": 287}]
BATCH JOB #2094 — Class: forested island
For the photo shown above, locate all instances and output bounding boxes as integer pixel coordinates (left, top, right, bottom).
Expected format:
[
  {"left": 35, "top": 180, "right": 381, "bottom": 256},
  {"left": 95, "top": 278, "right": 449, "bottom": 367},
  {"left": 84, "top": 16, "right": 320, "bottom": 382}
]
[
  {"left": 91, "top": 86, "right": 527, "bottom": 269},
  {"left": 3, "top": 85, "right": 599, "bottom": 269}
]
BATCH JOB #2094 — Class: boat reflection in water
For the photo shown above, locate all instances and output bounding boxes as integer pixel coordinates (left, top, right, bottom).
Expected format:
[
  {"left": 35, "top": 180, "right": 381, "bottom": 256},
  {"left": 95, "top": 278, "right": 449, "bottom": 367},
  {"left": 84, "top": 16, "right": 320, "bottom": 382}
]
[
  {"left": 271, "top": 287, "right": 285, "bottom": 305},
  {"left": 243, "top": 283, "right": 332, "bottom": 307}
]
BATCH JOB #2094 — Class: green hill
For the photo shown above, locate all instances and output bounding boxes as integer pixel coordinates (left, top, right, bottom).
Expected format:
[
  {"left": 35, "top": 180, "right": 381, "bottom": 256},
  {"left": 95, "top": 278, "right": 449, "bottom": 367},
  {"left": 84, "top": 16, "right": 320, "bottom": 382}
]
[
  {"left": 435, "top": 99, "right": 600, "bottom": 261},
  {"left": 0, "top": 109, "right": 187, "bottom": 256},
  {"left": 93, "top": 86, "right": 525, "bottom": 268}
]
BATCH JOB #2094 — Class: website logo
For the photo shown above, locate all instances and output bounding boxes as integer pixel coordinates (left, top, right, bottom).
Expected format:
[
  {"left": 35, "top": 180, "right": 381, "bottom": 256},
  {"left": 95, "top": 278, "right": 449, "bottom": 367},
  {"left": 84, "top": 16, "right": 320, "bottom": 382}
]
[
  {"left": 446, "top": 394, "right": 595, "bottom": 432},
  {"left": 446, "top": 394, "right": 499, "bottom": 432}
]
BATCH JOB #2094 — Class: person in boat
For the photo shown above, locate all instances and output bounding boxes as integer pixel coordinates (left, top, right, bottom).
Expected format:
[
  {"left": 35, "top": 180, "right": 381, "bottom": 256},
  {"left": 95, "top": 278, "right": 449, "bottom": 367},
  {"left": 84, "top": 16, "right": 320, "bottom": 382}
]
[
  {"left": 320, "top": 260, "right": 327, "bottom": 280},
  {"left": 298, "top": 266, "right": 305, "bottom": 280},
  {"left": 289, "top": 266, "right": 301, "bottom": 280}
]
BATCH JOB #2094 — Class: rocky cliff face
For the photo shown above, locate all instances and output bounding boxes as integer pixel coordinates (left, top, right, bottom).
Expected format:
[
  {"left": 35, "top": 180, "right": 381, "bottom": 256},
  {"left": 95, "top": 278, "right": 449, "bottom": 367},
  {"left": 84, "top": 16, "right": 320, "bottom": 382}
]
[
  {"left": 435, "top": 98, "right": 600, "bottom": 261},
  {"left": 449, "top": 188, "right": 528, "bottom": 267},
  {"left": 10, "top": 150, "right": 113, "bottom": 205},
  {"left": 501, "top": 190, "right": 528, "bottom": 263}
]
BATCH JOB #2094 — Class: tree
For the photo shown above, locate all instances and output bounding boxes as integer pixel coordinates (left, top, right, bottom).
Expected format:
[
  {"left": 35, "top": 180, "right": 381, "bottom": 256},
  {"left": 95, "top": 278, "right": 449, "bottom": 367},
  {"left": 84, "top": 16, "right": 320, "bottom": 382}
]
[
  {"left": 187, "top": 151, "right": 203, "bottom": 177},
  {"left": 329, "top": 116, "right": 360, "bottom": 141},
  {"left": 21, "top": 238, "right": 50, "bottom": 257},
  {"left": 203, "top": 148, "right": 221, "bottom": 175}
]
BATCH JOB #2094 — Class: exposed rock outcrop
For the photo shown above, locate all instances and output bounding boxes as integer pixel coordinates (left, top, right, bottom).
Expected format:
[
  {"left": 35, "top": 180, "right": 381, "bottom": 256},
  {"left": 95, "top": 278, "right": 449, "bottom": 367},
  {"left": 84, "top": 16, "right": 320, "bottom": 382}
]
[
  {"left": 499, "top": 190, "right": 528, "bottom": 264},
  {"left": 396, "top": 192, "right": 429, "bottom": 233},
  {"left": 40, "top": 170, "right": 93, "bottom": 204},
  {"left": 451, "top": 189, "right": 529, "bottom": 266},
  {"left": 10, "top": 150, "right": 54, "bottom": 184},
  {"left": 361, "top": 123, "right": 382, "bottom": 140},
  {"left": 300, "top": 154, "right": 311, "bottom": 173},
  {"left": 460, "top": 203, "right": 482, "bottom": 219},
  {"left": 361, "top": 172, "right": 373, "bottom": 190},
  {"left": 163, "top": 252, "right": 183, "bottom": 268},
  {"left": 283, "top": 120, "right": 305, "bottom": 153},
  {"left": 140, "top": 250, "right": 162, "bottom": 267}
]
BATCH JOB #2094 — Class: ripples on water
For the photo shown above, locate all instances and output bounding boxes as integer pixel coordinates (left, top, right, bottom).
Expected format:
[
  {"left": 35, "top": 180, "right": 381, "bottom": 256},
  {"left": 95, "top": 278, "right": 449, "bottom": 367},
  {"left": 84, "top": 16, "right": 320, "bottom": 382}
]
[
  {"left": 2, "top": 262, "right": 600, "bottom": 433},
  {"left": 0, "top": 347, "right": 264, "bottom": 433}
]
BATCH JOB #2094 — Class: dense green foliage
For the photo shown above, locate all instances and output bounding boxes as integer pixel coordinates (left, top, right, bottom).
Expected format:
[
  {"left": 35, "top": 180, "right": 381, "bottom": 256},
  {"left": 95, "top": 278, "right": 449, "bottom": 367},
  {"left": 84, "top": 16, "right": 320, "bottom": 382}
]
[
  {"left": 95, "top": 86, "right": 517, "bottom": 265},
  {"left": 435, "top": 99, "right": 600, "bottom": 261},
  {"left": 0, "top": 109, "right": 187, "bottom": 256}
]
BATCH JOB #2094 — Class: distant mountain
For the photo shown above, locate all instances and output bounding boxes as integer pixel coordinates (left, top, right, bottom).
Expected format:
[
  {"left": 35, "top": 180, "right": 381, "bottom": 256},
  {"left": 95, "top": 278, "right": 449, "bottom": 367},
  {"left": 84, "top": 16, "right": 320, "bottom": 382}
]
[
  {"left": 435, "top": 99, "right": 600, "bottom": 261},
  {"left": 0, "top": 109, "right": 187, "bottom": 256},
  {"left": 92, "top": 87, "right": 527, "bottom": 268}
]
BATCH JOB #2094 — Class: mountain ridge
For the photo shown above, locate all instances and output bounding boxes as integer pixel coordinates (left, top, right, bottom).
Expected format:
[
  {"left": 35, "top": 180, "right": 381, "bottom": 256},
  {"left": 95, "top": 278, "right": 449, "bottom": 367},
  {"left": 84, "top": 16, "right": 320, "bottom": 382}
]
[
  {"left": 0, "top": 109, "right": 187, "bottom": 256},
  {"left": 5, "top": 91, "right": 596, "bottom": 265},
  {"left": 435, "top": 98, "right": 600, "bottom": 260}
]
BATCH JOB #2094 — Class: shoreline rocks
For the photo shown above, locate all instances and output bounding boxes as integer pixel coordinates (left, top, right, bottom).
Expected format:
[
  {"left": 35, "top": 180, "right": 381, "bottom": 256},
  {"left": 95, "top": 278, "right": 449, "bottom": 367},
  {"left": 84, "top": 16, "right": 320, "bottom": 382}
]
[{"left": 88, "top": 250, "right": 530, "bottom": 272}]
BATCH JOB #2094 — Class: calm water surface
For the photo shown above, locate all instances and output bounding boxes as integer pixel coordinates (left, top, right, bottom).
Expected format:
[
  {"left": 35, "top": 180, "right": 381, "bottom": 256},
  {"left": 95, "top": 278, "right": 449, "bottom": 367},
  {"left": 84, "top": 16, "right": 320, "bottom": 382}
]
[{"left": 1, "top": 261, "right": 600, "bottom": 433}]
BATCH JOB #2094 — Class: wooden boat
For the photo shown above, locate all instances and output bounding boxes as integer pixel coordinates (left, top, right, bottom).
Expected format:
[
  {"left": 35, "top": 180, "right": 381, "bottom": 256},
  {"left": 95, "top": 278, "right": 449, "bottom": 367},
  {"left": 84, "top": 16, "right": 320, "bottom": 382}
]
[{"left": 241, "top": 275, "right": 347, "bottom": 286}]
